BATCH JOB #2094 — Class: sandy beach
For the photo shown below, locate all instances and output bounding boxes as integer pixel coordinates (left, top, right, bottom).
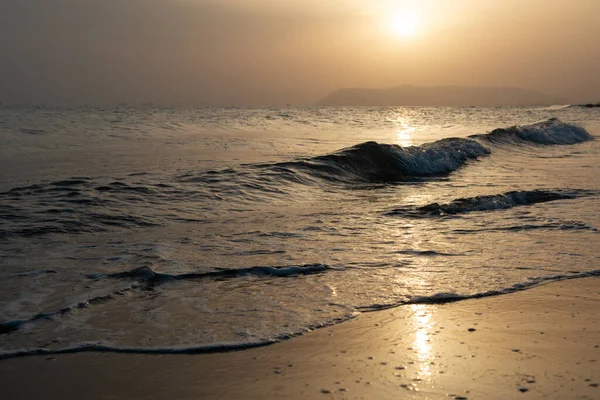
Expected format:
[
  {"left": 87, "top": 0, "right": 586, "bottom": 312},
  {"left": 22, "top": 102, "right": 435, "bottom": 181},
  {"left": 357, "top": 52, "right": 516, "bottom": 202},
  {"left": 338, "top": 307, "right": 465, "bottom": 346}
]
[{"left": 1, "top": 277, "right": 598, "bottom": 400}]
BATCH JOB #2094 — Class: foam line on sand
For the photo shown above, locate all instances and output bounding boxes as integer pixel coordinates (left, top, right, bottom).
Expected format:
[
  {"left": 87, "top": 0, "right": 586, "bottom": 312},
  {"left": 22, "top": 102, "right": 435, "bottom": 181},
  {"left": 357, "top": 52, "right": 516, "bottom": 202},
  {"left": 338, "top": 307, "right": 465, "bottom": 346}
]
[{"left": 0, "top": 277, "right": 598, "bottom": 399}]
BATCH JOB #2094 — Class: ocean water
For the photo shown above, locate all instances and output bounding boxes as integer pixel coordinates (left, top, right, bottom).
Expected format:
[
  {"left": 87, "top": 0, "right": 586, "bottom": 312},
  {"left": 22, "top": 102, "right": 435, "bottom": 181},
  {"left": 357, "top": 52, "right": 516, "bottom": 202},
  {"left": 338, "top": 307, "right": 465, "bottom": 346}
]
[{"left": 0, "top": 105, "right": 599, "bottom": 358}]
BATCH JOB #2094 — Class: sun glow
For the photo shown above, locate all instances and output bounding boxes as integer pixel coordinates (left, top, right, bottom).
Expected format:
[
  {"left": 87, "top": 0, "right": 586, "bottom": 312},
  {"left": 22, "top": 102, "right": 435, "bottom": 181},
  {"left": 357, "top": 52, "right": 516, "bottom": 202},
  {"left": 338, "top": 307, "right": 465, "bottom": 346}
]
[{"left": 389, "top": 12, "right": 420, "bottom": 38}]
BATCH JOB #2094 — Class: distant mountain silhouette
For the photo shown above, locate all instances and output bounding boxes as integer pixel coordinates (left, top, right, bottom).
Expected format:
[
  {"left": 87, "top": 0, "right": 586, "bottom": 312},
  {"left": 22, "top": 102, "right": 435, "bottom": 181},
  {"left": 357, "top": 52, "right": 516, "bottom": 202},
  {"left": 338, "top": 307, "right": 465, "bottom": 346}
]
[{"left": 315, "top": 85, "right": 565, "bottom": 107}]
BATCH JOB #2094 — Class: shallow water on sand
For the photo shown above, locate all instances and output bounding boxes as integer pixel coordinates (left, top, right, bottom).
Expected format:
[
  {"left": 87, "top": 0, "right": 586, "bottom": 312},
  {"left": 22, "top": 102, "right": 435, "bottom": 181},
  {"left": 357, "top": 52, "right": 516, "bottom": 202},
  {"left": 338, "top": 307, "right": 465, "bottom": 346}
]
[{"left": 1, "top": 105, "right": 599, "bottom": 357}]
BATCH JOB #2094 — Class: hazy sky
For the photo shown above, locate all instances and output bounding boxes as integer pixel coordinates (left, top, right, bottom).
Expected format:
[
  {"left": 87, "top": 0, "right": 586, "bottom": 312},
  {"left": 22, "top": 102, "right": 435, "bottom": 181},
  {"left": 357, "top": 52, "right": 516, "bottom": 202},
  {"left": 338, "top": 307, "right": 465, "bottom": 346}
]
[{"left": 1, "top": 0, "right": 598, "bottom": 105}]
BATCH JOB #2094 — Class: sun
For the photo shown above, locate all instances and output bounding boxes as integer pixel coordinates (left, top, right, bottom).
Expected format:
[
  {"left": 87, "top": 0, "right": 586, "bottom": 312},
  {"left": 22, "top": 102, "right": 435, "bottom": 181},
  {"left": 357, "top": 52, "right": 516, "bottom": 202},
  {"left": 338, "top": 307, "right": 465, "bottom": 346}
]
[{"left": 389, "top": 13, "right": 420, "bottom": 39}]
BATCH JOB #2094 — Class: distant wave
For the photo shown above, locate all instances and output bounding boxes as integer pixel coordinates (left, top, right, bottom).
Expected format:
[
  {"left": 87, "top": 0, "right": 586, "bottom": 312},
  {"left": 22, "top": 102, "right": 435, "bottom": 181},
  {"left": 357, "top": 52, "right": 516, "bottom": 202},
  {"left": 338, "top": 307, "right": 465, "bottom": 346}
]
[
  {"left": 0, "top": 178, "right": 206, "bottom": 239},
  {"left": 470, "top": 118, "right": 592, "bottom": 145},
  {"left": 386, "top": 189, "right": 595, "bottom": 217},
  {"left": 450, "top": 221, "right": 598, "bottom": 234},
  {"left": 18, "top": 128, "right": 46, "bottom": 135},
  {"left": 535, "top": 105, "right": 571, "bottom": 111}
]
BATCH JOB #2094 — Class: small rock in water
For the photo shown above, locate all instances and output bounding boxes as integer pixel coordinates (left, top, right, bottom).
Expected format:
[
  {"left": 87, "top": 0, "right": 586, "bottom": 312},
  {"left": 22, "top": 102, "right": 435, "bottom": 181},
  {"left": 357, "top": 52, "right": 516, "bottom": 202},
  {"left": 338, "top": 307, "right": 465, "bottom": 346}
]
[
  {"left": 321, "top": 389, "right": 331, "bottom": 394},
  {"left": 589, "top": 383, "right": 598, "bottom": 387},
  {"left": 518, "top": 387, "right": 529, "bottom": 393},
  {"left": 468, "top": 328, "right": 476, "bottom": 332}
]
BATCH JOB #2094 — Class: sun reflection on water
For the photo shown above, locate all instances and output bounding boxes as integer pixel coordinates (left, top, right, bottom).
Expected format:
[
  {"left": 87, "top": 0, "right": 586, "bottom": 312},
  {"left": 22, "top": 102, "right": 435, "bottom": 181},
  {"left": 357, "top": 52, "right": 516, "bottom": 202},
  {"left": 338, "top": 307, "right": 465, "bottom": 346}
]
[
  {"left": 396, "top": 128, "right": 415, "bottom": 147},
  {"left": 410, "top": 304, "right": 433, "bottom": 380},
  {"left": 389, "top": 116, "right": 416, "bottom": 147}
]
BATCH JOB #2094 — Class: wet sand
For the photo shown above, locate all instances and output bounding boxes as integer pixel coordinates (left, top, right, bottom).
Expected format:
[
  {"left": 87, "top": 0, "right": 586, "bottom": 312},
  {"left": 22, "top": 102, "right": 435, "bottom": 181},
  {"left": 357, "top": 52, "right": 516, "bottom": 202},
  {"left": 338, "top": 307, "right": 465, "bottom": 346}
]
[{"left": 1, "top": 278, "right": 598, "bottom": 399}]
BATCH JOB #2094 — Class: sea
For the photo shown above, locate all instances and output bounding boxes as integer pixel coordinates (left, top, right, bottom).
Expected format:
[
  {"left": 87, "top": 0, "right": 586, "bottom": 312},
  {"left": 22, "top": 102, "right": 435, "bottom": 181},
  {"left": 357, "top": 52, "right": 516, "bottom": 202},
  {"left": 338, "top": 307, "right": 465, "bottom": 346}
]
[{"left": 0, "top": 105, "right": 599, "bottom": 358}]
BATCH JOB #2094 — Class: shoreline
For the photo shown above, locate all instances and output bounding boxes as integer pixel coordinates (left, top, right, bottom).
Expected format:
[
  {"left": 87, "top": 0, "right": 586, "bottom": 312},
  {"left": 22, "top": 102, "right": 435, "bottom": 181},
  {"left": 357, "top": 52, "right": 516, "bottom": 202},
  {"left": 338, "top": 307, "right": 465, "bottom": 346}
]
[
  {"left": 1, "top": 277, "right": 598, "bottom": 399},
  {"left": 2, "top": 271, "right": 598, "bottom": 362}
]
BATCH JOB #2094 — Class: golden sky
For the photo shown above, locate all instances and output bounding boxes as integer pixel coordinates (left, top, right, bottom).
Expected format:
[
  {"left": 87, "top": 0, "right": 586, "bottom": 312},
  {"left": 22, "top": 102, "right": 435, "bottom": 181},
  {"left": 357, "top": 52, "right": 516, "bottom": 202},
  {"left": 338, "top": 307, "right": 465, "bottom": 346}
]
[{"left": 0, "top": 0, "right": 598, "bottom": 105}]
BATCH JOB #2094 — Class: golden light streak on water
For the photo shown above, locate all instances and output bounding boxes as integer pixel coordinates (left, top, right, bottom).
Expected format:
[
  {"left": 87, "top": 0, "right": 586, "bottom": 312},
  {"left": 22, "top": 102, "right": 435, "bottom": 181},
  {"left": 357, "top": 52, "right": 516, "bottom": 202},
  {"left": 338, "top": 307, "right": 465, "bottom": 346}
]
[{"left": 410, "top": 304, "right": 434, "bottom": 380}]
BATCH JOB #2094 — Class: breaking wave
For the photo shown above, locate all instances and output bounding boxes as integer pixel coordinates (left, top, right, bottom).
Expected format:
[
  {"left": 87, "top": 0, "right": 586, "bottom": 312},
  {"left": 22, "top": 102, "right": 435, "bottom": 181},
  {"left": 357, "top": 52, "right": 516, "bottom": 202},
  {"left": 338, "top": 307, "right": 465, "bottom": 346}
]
[
  {"left": 268, "top": 138, "right": 490, "bottom": 183},
  {"left": 470, "top": 118, "right": 592, "bottom": 145},
  {"left": 261, "top": 118, "right": 590, "bottom": 184}
]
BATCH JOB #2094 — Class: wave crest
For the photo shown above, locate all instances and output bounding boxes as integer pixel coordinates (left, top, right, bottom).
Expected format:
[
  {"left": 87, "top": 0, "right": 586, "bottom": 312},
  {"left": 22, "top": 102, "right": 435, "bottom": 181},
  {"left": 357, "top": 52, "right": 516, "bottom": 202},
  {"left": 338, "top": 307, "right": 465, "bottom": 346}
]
[
  {"left": 471, "top": 118, "right": 592, "bottom": 145},
  {"left": 273, "top": 138, "right": 490, "bottom": 183}
]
